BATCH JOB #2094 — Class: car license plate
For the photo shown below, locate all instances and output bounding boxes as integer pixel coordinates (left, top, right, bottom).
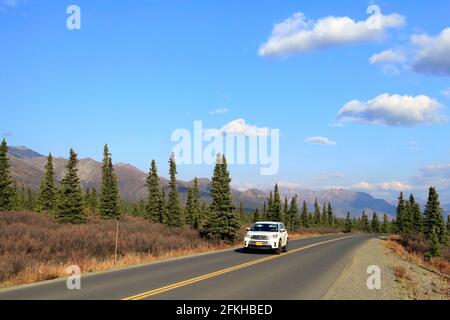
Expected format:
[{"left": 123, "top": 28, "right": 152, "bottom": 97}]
[{"left": 255, "top": 242, "right": 263, "bottom": 246}]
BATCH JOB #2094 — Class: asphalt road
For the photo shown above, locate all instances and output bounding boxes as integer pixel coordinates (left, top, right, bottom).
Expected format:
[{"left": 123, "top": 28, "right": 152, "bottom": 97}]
[{"left": 0, "top": 234, "right": 373, "bottom": 300}]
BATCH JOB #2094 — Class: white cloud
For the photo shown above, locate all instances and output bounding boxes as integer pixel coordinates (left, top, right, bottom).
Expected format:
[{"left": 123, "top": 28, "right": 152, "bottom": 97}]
[
  {"left": 370, "top": 49, "right": 406, "bottom": 64},
  {"left": 0, "top": 0, "right": 24, "bottom": 9},
  {"left": 337, "top": 93, "right": 447, "bottom": 126},
  {"left": 442, "top": 87, "right": 450, "bottom": 98},
  {"left": 259, "top": 11, "right": 405, "bottom": 56},
  {"left": 305, "top": 136, "right": 336, "bottom": 145},
  {"left": 411, "top": 28, "right": 450, "bottom": 76},
  {"left": 212, "top": 119, "right": 269, "bottom": 137},
  {"left": 210, "top": 108, "right": 229, "bottom": 115},
  {"left": 330, "top": 122, "right": 345, "bottom": 128},
  {"left": 410, "top": 163, "right": 450, "bottom": 195},
  {"left": 352, "top": 181, "right": 412, "bottom": 192},
  {"left": 419, "top": 163, "right": 450, "bottom": 178}
]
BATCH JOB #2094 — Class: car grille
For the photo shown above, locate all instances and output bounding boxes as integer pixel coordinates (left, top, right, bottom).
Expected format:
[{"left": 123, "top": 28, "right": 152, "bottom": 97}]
[{"left": 251, "top": 235, "right": 268, "bottom": 240}]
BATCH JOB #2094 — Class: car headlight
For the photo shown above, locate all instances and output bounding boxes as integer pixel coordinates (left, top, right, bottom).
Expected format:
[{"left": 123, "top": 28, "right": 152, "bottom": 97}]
[
  {"left": 271, "top": 235, "right": 279, "bottom": 239},
  {"left": 245, "top": 234, "right": 251, "bottom": 238}
]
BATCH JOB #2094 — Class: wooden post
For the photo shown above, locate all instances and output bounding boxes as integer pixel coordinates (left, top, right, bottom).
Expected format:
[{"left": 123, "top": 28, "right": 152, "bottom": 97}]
[{"left": 114, "top": 220, "right": 119, "bottom": 263}]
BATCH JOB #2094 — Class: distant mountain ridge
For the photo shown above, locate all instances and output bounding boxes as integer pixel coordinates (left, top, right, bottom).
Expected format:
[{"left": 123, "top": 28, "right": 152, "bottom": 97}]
[
  {"left": 7, "top": 146, "right": 397, "bottom": 217},
  {"left": 8, "top": 146, "right": 44, "bottom": 159}
]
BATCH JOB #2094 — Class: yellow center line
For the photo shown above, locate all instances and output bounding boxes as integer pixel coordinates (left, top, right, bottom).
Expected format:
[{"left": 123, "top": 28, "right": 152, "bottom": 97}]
[{"left": 122, "top": 235, "right": 357, "bottom": 300}]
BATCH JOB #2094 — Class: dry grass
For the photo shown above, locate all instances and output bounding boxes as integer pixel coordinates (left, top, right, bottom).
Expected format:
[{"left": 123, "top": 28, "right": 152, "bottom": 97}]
[
  {"left": 0, "top": 211, "right": 231, "bottom": 288},
  {"left": 385, "top": 237, "right": 450, "bottom": 277},
  {"left": 0, "top": 211, "right": 341, "bottom": 289}
]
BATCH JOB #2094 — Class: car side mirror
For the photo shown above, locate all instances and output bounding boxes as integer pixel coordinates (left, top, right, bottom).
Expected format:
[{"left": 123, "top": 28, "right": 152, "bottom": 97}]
[
  {"left": 246, "top": 228, "right": 250, "bottom": 232},
  {"left": 280, "top": 229, "right": 286, "bottom": 233}
]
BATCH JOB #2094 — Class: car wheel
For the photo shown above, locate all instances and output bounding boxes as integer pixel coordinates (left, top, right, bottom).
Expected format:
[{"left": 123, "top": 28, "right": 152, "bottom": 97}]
[
  {"left": 282, "top": 241, "right": 288, "bottom": 253},
  {"left": 275, "top": 240, "right": 282, "bottom": 255}
]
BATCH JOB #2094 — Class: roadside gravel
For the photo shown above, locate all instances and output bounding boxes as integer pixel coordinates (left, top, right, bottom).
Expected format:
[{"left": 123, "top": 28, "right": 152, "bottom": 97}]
[
  {"left": 324, "top": 238, "right": 404, "bottom": 300},
  {"left": 324, "top": 237, "right": 449, "bottom": 300}
]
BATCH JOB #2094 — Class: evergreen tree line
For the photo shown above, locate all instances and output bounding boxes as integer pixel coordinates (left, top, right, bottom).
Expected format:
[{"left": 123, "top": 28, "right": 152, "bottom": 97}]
[
  {"left": 0, "top": 139, "right": 241, "bottom": 243},
  {"left": 393, "top": 190, "right": 448, "bottom": 257},
  {"left": 246, "top": 183, "right": 391, "bottom": 235},
  {"left": 1, "top": 138, "right": 448, "bottom": 246}
]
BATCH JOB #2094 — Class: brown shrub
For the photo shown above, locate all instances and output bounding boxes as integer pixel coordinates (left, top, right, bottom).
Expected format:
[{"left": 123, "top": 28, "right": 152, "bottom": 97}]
[
  {"left": 400, "top": 233, "right": 431, "bottom": 256},
  {"left": 0, "top": 211, "right": 218, "bottom": 285}
]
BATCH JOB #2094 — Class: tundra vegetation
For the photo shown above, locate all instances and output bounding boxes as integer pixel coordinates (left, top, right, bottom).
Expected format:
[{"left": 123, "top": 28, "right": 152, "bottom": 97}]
[{"left": 0, "top": 138, "right": 448, "bottom": 285}]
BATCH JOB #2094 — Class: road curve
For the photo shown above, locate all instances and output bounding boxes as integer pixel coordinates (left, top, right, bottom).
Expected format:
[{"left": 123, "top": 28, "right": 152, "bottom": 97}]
[{"left": 0, "top": 234, "right": 373, "bottom": 300}]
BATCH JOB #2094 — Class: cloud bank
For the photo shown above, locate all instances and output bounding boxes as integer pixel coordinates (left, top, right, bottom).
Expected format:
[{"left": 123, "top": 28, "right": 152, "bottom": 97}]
[
  {"left": 259, "top": 11, "right": 405, "bottom": 56},
  {"left": 305, "top": 136, "right": 336, "bottom": 145},
  {"left": 337, "top": 93, "right": 447, "bottom": 126}
]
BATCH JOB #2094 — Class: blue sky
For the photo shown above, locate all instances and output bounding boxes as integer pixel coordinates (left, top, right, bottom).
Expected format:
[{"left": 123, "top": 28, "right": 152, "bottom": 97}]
[{"left": 1, "top": 0, "right": 450, "bottom": 202}]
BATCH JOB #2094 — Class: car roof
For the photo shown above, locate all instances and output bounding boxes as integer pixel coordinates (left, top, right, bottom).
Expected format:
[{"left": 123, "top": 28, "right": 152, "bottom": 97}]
[{"left": 253, "top": 221, "right": 282, "bottom": 224}]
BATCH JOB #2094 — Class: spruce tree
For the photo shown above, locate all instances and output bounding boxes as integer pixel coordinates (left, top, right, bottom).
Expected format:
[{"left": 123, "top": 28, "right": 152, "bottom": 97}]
[
  {"left": 267, "top": 192, "right": 273, "bottom": 221},
  {"left": 409, "top": 194, "right": 423, "bottom": 233},
  {"left": 99, "top": 145, "right": 120, "bottom": 220},
  {"left": 203, "top": 155, "right": 240, "bottom": 243},
  {"left": 394, "top": 192, "right": 405, "bottom": 234},
  {"left": 166, "top": 153, "right": 183, "bottom": 227},
  {"left": 321, "top": 203, "right": 328, "bottom": 226},
  {"left": 447, "top": 215, "right": 450, "bottom": 233},
  {"left": 145, "top": 160, "right": 162, "bottom": 222},
  {"left": 301, "top": 201, "right": 309, "bottom": 228},
  {"left": 262, "top": 202, "right": 267, "bottom": 221},
  {"left": 37, "top": 153, "right": 56, "bottom": 212},
  {"left": 185, "top": 188, "right": 194, "bottom": 226},
  {"left": 160, "top": 188, "right": 169, "bottom": 225},
  {"left": 199, "top": 201, "right": 209, "bottom": 229},
  {"left": 185, "top": 178, "right": 201, "bottom": 228},
  {"left": 381, "top": 214, "right": 390, "bottom": 234},
  {"left": 314, "top": 198, "right": 321, "bottom": 225},
  {"left": 372, "top": 212, "right": 380, "bottom": 233},
  {"left": 26, "top": 189, "right": 36, "bottom": 211},
  {"left": 84, "top": 188, "right": 91, "bottom": 211},
  {"left": 253, "top": 208, "right": 260, "bottom": 223},
  {"left": 361, "top": 211, "right": 371, "bottom": 233},
  {"left": 344, "top": 212, "right": 353, "bottom": 233},
  {"left": 288, "top": 196, "right": 300, "bottom": 230},
  {"left": 272, "top": 184, "right": 282, "bottom": 222},
  {"left": 327, "top": 203, "right": 334, "bottom": 227},
  {"left": 429, "top": 226, "right": 441, "bottom": 258},
  {"left": 424, "top": 187, "right": 448, "bottom": 244},
  {"left": 90, "top": 188, "right": 98, "bottom": 213},
  {"left": 0, "top": 139, "right": 14, "bottom": 211},
  {"left": 56, "top": 149, "right": 86, "bottom": 224},
  {"left": 283, "top": 197, "right": 289, "bottom": 228}
]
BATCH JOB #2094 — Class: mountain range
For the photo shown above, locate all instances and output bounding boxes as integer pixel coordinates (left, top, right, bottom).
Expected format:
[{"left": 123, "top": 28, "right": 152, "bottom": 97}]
[{"left": 6, "top": 146, "right": 404, "bottom": 218}]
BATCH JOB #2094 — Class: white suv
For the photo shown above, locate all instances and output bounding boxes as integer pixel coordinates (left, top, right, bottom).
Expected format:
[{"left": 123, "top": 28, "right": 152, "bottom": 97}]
[{"left": 244, "top": 222, "right": 289, "bottom": 254}]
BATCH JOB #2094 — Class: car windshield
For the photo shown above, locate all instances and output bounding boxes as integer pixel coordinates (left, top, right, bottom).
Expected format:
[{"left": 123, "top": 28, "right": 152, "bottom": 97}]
[{"left": 251, "top": 224, "right": 278, "bottom": 232}]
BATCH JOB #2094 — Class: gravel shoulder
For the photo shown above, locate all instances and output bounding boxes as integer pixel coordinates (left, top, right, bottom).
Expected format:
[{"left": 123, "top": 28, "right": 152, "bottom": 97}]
[{"left": 324, "top": 237, "right": 449, "bottom": 300}]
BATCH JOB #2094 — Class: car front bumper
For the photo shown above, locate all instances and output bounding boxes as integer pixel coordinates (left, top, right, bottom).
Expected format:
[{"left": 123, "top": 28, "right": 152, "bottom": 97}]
[{"left": 244, "top": 239, "right": 279, "bottom": 250}]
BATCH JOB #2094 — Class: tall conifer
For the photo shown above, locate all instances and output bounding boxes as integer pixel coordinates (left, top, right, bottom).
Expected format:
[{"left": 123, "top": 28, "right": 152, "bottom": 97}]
[
  {"left": 166, "top": 153, "right": 183, "bottom": 227},
  {"left": 0, "top": 139, "right": 14, "bottom": 211},
  {"left": 56, "top": 149, "right": 86, "bottom": 224},
  {"left": 99, "top": 145, "right": 120, "bottom": 220},
  {"left": 146, "top": 160, "right": 162, "bottom": 222}
]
